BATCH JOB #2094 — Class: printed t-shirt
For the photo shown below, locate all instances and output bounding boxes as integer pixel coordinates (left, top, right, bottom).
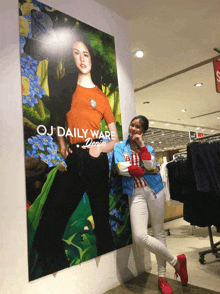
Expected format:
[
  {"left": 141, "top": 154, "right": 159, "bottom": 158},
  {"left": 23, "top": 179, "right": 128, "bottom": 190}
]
[{"left": 66, "top": 84, "right": 115, "bottom": 144}]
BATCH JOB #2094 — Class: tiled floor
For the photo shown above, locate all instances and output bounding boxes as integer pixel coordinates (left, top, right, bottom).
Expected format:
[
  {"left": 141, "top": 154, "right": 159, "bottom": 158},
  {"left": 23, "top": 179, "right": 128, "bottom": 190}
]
[
  {"left": 104, "top": 272, "right": 220, "bottom": 294},
  {"left": 105, "top": 217, "right": 220, "bottom": 293}
]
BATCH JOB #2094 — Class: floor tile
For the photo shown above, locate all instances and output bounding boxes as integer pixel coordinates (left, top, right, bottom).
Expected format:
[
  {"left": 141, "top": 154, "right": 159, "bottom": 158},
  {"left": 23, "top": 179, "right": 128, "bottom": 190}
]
[
  {"left": 105, "top": 218, "right": 220, "bottom": 293},
  {"left": 104, "top": 272, "right": 220, "bottom": 294}
]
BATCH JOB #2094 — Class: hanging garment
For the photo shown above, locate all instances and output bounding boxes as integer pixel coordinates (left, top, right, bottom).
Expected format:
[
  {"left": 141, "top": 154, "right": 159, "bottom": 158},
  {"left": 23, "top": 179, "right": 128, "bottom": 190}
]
[
  {"left": 184, "top": 144, "right": 220, "bottom": 232},
  {"left": 189, "top": 141, "right": 220, "bottom": 195},
  {"left": 160, "top": 161, "right": 182, "bottom": 206},
  {"left": 166, "top": 159, "right": 190, "bottom": 203}
]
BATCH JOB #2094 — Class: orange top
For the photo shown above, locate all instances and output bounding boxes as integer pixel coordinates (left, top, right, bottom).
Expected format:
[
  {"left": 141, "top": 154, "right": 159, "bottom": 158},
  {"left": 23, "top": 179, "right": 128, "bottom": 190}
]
[{"left": 66, "top": 84, "right": 115, "bottom": 144}]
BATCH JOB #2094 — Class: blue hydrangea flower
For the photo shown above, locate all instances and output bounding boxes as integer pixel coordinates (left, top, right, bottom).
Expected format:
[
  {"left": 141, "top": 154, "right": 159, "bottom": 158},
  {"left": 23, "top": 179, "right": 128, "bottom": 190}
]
[
  {"left": 109, "top": 187, "right": 115, "bottom": 196},
  {"left": 21, "top": 67, "right": 45, "bottom": 106},
  {"left": 109, "top": 208, "right": 124, "bottom": 232},
  {"left": 47, "top": 144, "right": 58, "bottom": 160},
  {"left": 54, "top": 154, "right": 61, "bottom": 162},
  {"left": 110, "top": 208, "right": 124, "bottom": 222},
  {"left": 23, "top": 68, "right": 40, "bottom": 85},
  {"left": 37, "top": 134, "right": 53, "bottom": 146},
  {"left": 32, "top": 0, "right": 53, "bottom": 10},
  {"left": 23, "top": 94, "right": 38, "bottom": 107},
  {"left": 120, "top": 199, "right": 129, "bottom": 208},
  {"left": 109, "top": 220, "right": 120, "bottom": 232},
  {"left": 26, "top": 149, "right": 38, "bottom": 158},
  {"left": 59, "top": 158, "right": 67, "bottom": 166},
  {"left": 30, "top": 83, "right": 45, "bottom": 98},
  {"left": 50, "top": 142, "right": 57, "bottom": 148},
  {"left": 40, "top": 153, "right": 54, "bottom": 167},
  {"left": 21, "top": 55, "right": 38, "bottom": 72},
  {"left": 28, "top": 136, "right": 45, "bottom": 151},
  {"left": 20, "top": 35, "right": 26, "bottom": 56},
  {"left": 48, "top": 141, "right": 58, "bottom": 150}
]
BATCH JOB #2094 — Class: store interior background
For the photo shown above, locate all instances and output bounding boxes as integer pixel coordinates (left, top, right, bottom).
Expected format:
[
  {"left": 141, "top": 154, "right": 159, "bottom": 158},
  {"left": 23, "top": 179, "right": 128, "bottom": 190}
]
[
  {"left": 1, "top": 0, "right": 220, "bottom": 293},
  {"left": 94, "top": 0, "right": 220, "bottom": 223}
]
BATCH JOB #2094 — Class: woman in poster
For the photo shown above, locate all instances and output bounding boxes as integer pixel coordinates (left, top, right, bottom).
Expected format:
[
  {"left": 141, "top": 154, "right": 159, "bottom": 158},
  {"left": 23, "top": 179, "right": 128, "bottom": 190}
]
[
  {"left": 114, "top": 116, "right": 188, "bottom": 294},
  {"left": 33, "top": 29, "right": 119, "bottom": 275}
]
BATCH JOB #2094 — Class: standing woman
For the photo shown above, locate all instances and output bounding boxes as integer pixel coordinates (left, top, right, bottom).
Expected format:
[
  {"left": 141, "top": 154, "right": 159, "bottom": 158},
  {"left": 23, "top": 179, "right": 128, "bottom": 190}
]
[
  {"left": 114, "top": 115, "right": 188, "bottom": 294},
  {"left": 33, "top": 29, "right": 119, "bottom": 276}
]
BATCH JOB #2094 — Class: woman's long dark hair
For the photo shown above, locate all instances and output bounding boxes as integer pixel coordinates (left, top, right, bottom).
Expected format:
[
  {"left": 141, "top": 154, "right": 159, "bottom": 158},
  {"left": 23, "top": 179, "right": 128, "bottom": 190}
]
[
  {"left": 51, "top": 28, "right": 102, "bottom": 126},
  {"left": 64, "top": 28, "right": 102, "bottom": 89}
]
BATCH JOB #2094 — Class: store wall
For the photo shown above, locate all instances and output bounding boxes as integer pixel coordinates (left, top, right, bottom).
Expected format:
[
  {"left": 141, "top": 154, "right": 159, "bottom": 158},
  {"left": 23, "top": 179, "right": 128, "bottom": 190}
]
[
  {"left": 156, "top": 151, "right": 171, "bottom": 165},
  {"left": 0, "top": 0, "right": 151, "bottom": 293}
]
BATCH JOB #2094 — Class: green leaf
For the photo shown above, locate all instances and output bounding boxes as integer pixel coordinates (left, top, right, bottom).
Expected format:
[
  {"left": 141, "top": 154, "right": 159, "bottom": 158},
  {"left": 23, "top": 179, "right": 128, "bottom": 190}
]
[
  {"left": 28, "top": 162, "right": 61, "bottom": 231},
  {"left": 109, "top": 194, "right": 122, "bottom": 211},
  {"left": 81, "top": 245, "right": 97, "bottom": 261}
]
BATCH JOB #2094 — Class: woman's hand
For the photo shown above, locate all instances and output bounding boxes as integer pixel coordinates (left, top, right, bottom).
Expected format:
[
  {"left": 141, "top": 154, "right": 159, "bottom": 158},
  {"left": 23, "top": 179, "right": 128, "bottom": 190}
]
[
  {"left": 60, "top": 146, "right": 68, "bottom": 159},
  {"left": 56, "top": 126, "right": 72, "bottom": 160},
  {"left": 132, "top": 134, "right": 145, "bottom": 147},
  {"left": 60, "top": 146, "right": 72, "bottom": 159}
]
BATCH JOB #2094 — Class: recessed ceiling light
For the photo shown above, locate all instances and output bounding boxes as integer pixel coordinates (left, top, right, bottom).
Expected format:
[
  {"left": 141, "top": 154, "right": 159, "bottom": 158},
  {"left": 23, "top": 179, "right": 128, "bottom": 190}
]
[
  {"left": 201, "top": 129, "right": 205, "bottom": 131},
  {"left": 211, "top": 130, "right": 214, "bottom": 132},
  {"left": 196, "top": 127, "right": 200, "bottom": 130},
  {"left": 151, "top": 141, "right": 154, "bottom": 144},
  {"left": 135, "top": 50, "right": 144, "bottom": 58},
  {"left": 217, "top": 117, "right": 220, "bottom": 119},
  {"left": 159, "top": 141, "right": 162, "bottom": 144},
  {"left": 150, "top": 121, "right": 154, "bottom": 124},
  {"left": 194, "top": 83, "right": 203, "bottom": 87},
  {"left": 176, "top": 125, "right": 179, "bottom": 127},
  {"left": 181, "top": 109, "right": 186, "bottom": 112},
  {"left": 165, "top": 123, "right": 169, "bottom": 126}
]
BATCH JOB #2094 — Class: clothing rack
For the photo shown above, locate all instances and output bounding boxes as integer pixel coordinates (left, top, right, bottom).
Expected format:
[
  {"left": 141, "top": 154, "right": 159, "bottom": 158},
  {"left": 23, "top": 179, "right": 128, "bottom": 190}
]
[
  {"left": 173, "top": 152, "right": 187, "bottom": 161},
  {"left": 193, "top": 133, "right": 220, "bottom": 264}
]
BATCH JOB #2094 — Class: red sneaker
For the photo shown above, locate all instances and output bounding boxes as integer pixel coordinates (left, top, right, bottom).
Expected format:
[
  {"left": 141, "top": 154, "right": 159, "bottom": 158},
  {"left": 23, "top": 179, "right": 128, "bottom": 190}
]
[
  {"left": 158, "top": 277, "right": 173, "bottom": 294},
  {"left": 175, "top": 254, "right": 188, "bottom": 285}
]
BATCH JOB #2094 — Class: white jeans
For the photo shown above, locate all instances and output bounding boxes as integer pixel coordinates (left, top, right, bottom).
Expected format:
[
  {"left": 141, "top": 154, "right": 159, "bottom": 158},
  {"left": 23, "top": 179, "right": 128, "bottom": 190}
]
[{"left": 129, "top": 186, "right": 177, "bottom": 277}]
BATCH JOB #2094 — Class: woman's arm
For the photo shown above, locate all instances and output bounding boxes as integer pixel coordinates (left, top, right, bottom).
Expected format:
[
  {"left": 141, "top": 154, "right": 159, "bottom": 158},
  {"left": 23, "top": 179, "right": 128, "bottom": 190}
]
[
  {"left": 114, "top": 141, "right": 145, "bottom": 177},
  {"left": 140, "top": 146, "right": 157, "bottom": 171},
  {"left": 133, "top": 133, "right": 157, "bottom": 171},
  {"left": 101, "top": 121, "right": 119, "bottom": 153},
  {"left": 86, "top": 121, "right": 119, "bottom": 158},
  {"left": 56, "top": 126, "right": 69, "bottom": 159}
]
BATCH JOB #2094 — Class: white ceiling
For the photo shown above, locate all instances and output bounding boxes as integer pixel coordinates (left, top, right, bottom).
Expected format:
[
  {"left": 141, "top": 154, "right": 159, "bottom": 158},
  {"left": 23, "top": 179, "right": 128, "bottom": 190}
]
[{"left": 94, "top": 0, "right": 220, "bottom": 150}]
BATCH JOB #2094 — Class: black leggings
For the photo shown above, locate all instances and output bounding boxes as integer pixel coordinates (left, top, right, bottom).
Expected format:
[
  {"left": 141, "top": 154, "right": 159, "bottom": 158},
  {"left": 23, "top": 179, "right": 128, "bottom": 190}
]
[{"left": 33, "top": 143, "right": 114, "bottom": 273}]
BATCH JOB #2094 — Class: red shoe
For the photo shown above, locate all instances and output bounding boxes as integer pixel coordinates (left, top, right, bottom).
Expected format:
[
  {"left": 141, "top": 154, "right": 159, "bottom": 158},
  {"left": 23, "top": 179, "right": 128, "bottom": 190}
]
[
  {"left": 175, "top": 254, "right": 188, "bottom": 285},
  {"left": 158, "top": 277, "right": 173, "bottom": 294}
]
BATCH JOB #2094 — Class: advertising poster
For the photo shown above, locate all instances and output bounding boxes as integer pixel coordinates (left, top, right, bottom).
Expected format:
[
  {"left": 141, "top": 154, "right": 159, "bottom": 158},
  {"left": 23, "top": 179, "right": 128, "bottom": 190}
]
[{"left": 19, "top": 0, "right": 132, "bottom": 281}]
